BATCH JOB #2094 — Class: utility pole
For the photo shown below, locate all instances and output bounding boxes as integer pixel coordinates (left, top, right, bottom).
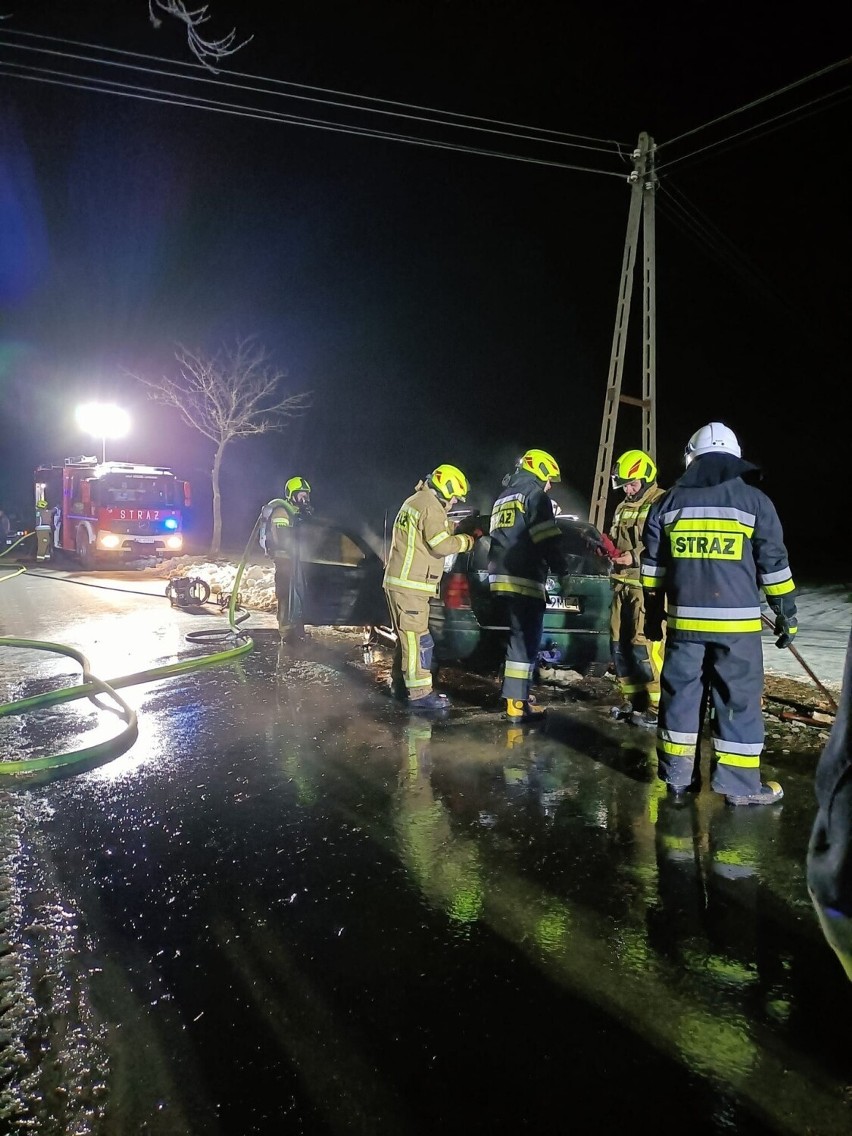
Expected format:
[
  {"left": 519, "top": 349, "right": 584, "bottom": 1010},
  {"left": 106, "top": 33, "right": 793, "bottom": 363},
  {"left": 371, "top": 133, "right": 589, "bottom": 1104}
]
[{"left": 589, "top": 132, "right": 657, "bottom": 532}]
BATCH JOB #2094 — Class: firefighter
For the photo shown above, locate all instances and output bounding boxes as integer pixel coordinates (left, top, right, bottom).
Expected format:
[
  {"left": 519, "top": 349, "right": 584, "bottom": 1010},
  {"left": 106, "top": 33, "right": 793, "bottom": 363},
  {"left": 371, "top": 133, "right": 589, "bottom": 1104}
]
[
  {"left": 808, "top": 625, "right": 852, "bottom": 978},
  {"left": 35, "top": 498, "right": 53, "bottom": 560},
  {"left": 608, "top": 449, "right": 666, "bottom": 728},
  {"left": 260, "top": 476, "right": 313, "bottom": 642},
  {"left": 641, "top": 422, "right": 797, "bottom": 805},
  {"left": 383, "top": 464, "right": 475, "bottom": 712},
  {"left": 488, "top": 448, "right": 570, "bottom": 724}
]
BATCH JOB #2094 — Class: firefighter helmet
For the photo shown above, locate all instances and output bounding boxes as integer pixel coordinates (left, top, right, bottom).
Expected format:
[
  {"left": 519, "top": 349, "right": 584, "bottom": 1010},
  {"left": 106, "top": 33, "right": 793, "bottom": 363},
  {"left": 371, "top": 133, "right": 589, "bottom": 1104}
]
[
  {"left": 684, "top": 422, "right": 741, "bottom": 465},
  {"left": 428, "top": 464, "right": 469, "bottom": 502},
  {"left": 611, "top": 449, "right": 657, "bottom": 490},
  {"left": 284, "top": 476, "right": 311, "bottom": 502},
  {"left": 519, "top": 449, "right": 561, "bottom": 483}
]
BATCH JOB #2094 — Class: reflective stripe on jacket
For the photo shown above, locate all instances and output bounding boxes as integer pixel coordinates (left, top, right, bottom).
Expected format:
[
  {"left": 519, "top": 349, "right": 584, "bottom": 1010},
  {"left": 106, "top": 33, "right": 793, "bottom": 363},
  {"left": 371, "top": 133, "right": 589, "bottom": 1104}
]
[
  {"left": 487, "top": 471, "right": 568, "bottom": 600},
  {"left": 383, "top": 482, "right": 474, "bottom": 594},
  {"left": 609, "top": 482, "right": 666, "bottom": 585},
  {"left": 640, "top": 454, "right": 796, "bottom": 638}
]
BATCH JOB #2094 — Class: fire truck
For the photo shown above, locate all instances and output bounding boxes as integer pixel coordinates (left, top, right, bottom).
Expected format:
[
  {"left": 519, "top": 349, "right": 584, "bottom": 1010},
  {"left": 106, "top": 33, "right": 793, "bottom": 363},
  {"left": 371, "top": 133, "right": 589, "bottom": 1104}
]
[{"left": 34, "top": 456, "right": 191, "bottom": 569}]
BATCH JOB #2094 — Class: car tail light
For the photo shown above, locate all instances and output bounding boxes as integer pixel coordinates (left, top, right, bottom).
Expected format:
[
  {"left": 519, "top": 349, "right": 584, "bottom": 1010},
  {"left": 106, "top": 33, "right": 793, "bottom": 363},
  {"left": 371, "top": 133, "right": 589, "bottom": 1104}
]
[{"left": 443, "top": 572, "right": 472, "bottom": 610}]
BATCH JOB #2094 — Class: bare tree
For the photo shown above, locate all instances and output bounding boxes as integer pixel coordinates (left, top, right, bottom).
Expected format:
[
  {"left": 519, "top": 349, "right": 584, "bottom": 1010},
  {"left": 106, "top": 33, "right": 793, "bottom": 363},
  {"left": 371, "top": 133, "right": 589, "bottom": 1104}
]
[
  {"left": 148, "top": 0, "right": 252, "bottom": 71},
  {"left": 134, "top": 338, "right": 310, "bottom": 556}
]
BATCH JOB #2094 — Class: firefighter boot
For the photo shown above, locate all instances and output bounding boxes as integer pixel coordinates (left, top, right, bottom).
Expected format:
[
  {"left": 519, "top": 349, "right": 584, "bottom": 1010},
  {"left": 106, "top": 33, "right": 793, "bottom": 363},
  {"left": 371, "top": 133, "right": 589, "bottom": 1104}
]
[
  {"left": 725, "top": 781, "right": 784, "bottom": 807},
  {"left": 610, "top": 701, "right": 634, "bottom": 722},
  {"left": 504, "top": 698, "right": 546, "bottom": 725}
]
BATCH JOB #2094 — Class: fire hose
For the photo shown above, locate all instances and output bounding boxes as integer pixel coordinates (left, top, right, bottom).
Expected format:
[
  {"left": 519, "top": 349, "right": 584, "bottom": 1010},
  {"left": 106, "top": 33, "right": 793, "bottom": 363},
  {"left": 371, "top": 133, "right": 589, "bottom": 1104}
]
[
  {"left": 760, "top": 611, "right": 839, "bottom": 715},
  {"left": 0, "top": 515, "right": 266, "bottom": 777}
]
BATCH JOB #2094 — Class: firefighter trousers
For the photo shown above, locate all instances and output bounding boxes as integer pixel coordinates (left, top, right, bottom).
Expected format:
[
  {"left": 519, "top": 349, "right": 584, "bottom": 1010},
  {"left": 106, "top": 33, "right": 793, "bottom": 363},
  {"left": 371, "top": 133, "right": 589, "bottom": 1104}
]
[
  {"left": 609, "top": 579, "right": 664, "bottom": 710},
  {"left": 384, "top": 587, "right": 434, "bottom": 699},
  {"left": 657, "top": 634, "right": 766, "bottom": 798},
  {"left": 274, "top": 554, "right": 306, "bottom": 639},
  {"left": 500, "top": 594, "right": 545, "bottom": 703}
]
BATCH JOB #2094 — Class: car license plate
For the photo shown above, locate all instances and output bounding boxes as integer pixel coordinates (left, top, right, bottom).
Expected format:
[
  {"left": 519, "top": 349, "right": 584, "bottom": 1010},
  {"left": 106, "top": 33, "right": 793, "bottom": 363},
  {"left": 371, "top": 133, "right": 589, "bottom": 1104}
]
[{"left": 547, "top": 595, "right": 580, "bottom": 612}]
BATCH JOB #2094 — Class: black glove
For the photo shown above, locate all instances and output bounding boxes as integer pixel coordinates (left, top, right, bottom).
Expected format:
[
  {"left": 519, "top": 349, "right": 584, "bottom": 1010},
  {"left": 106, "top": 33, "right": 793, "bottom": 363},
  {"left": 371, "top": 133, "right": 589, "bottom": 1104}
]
[{"left": 774, "top": 612, "right": 798, "bottom": 650}]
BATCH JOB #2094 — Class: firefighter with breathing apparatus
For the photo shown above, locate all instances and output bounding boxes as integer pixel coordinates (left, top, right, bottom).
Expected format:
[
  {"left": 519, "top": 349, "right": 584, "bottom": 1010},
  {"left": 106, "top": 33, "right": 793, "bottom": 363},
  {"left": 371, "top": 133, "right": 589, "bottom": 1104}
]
[{"left": 260, "top": 476, "right": 313, "bottom": 643}]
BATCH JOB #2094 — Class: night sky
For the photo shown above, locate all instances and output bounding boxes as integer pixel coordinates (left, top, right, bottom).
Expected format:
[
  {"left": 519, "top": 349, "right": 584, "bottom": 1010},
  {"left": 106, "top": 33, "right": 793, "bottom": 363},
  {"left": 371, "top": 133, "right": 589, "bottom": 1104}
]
[{"left": 1, "top": 1, "right": 849, "bottom": 578}]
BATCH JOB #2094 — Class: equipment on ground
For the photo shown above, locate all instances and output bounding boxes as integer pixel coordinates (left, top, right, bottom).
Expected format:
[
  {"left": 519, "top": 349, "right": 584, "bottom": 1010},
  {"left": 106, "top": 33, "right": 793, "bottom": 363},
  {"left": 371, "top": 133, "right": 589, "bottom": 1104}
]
[
  {"left": 165, "top": 576, "right": 212, "bottom": 608},
  {"left": 34, "top": 455, "right": 191, "bottom": 569}
]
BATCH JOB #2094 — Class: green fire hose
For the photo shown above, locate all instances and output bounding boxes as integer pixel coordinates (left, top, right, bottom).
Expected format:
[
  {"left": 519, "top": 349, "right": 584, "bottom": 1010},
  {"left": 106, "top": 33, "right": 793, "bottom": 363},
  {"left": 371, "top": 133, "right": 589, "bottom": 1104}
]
[{"left": 0, "top": 517, "right": 265, "bottom": 776}]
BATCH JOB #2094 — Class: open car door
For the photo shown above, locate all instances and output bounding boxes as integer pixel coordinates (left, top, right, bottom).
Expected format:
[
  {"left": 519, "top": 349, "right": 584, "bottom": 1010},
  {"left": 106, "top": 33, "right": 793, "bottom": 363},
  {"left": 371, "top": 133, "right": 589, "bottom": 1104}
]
[{"left": 297, "top": 519, "right": 388, "bottom": 627}]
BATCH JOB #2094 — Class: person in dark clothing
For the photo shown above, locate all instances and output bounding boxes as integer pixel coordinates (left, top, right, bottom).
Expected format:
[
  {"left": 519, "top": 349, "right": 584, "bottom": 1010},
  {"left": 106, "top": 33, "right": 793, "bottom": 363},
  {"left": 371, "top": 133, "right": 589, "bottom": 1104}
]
[
  {"left": 641, "top": 422, "right": 798, "bottom": 806},
  {"left": 808, "top": 625, "right": 852, "bottom": 979},
  {"left": 260, "top": 476, "right": 313, "bottom": 642},
  {"left": 488, "top": 448, "right": 570, "bottom": 724}
]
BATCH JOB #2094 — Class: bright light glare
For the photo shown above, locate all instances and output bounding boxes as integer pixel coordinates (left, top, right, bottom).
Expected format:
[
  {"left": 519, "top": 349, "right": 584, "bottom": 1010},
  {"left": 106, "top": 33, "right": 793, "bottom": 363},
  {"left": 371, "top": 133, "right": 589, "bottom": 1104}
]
[
  {"left": 99, "top": 533, "right": 121, "bottom": 549},
  {"left": 164, "top": 517, "right": 178, "bottom": 530},
  {"left": 75, "top": 403, "right": 131, "bottom": 441},
  {"left": 166, "top": 535, "right": 183, "bottom": 550}
]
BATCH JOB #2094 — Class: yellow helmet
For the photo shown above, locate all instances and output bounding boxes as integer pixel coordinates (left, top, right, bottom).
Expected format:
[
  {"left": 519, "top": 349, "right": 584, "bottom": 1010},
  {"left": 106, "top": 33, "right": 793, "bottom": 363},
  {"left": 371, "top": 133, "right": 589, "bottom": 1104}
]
[
  {"left": 612, "top": 449, "right": 657, "bottom": 489},
  {"left": 428, "top": 464, "right": 469, "bottom": 502},
  {"left": 284, "top": 476, "right": 311, "bottom": 502},
  {"left": 519, "top": 449, "right": 561, "bottom": 483}
]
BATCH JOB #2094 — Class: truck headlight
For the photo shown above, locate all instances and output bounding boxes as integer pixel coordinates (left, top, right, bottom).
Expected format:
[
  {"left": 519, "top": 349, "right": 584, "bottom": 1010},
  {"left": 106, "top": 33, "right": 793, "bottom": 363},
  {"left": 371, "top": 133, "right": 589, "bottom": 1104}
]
[
  {"left": 99, "top": 533, "right": 121, "bottom": 549},
  {"left": 165, "top": 535, "right": 183, "bottom": 550}
]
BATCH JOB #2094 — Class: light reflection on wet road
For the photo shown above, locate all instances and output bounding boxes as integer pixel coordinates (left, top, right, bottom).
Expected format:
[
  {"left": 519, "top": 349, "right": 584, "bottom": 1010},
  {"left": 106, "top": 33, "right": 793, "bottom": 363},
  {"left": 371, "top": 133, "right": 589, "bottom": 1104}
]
[{"left": 1, "top": 568, "right": 852, "bottom": 1134}]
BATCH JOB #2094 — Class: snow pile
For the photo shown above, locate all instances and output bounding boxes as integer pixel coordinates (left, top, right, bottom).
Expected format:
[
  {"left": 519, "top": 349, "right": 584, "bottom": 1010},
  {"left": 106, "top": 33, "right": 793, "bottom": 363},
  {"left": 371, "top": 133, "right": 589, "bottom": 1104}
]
[{"left": 148, "top": 555, "right": 277, "bottom": 612}]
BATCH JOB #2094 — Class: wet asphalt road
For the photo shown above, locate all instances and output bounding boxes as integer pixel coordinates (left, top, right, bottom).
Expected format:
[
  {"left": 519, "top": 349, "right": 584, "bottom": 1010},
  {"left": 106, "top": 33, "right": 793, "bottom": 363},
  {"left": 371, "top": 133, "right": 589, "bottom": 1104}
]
[{"left": 1, "top": 567, "right": 852, "bottom": 1135}]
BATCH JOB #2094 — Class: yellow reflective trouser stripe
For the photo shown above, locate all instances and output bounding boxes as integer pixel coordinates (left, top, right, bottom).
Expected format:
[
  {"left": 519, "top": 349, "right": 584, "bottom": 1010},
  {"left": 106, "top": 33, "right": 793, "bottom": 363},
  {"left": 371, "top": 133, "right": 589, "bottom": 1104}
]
[
  {"left": 649, "top": 639, "right": 665, "bottom": 674},
  {"left": 621, "top": 681, "right": 644, "bottom": 694},
  {"left": 640, "top": 572, "right": 664, "bottom": 587},
  {"left": 764, "top": 579, "right": 796, "bottom": 595},
  {"left": 659, "top": 739, "right": 695, "bottom": 756},
  {"left": 667, "top": 616, "right": 762, "bottom": 633},
  {"left": 716, "top": 752, "right": 761, "bottom": 768},
  {"left": 428, "top": 530, "right": 450, "bottom": 547},
  {"left": 505, "top": 662, "right": 534, "bottom": 679},
  {"left": 404, "top": 631, "right": 431, "bottom": 688},
  {"left": 384, "top": 576, "right": 438, "bottom": 593}
]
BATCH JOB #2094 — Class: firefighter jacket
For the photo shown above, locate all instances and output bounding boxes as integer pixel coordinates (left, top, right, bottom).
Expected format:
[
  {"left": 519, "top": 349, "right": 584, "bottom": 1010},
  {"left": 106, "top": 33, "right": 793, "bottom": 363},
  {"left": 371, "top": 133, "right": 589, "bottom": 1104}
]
[
  {"left": 261, "top": 498, "right": 302, "bottom": 559},
  {"left": 383, "top": 482, "right": 474, "bottom": 595},
  {"left": 487, "top": 470, "right": 569, "bottom": 600},
  {"left": 640, "top": 453, "right": 797, "bottom": 639},
  {"left": 609, "top": 482, "right": 666, "bottom": 584}
]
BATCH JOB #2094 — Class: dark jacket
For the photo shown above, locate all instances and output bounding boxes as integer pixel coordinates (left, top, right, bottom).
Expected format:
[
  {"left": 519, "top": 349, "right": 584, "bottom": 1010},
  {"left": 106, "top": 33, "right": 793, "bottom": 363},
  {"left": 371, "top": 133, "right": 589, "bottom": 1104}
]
[
  {"left": 640, "top": 452, "right": 796, "bottom": 639},
  {"left": 487, "top": 470, "right": 569, "bottom": 600}
]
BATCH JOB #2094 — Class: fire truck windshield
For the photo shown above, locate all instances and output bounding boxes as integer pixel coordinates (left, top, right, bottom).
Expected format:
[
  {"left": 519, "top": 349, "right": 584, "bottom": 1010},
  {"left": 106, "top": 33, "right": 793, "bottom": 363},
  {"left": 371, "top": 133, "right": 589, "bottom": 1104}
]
[{"left": 94, "top": 474, "right": 179, "bottom": 507}]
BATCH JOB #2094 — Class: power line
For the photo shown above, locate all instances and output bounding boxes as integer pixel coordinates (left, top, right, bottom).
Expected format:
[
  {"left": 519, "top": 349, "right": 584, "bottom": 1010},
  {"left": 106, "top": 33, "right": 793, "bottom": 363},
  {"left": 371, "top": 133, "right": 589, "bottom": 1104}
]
[
  {"left": 0, "top": 27, "right": 629, "bottom": 151},
  {"left": 655, "top": 84, "right": 851, "bottom": 174},
  {"left": 658, "top": 54, "right": 852, "bottom": 151},
  {"left": 0, "top": 62, "right": 627, "bottom": 178}
]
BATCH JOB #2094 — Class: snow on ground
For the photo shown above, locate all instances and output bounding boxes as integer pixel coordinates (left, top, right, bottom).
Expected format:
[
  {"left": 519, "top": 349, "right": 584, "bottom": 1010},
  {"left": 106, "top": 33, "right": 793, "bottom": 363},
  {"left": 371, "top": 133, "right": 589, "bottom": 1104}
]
[{"left": 144, "top": 555, "right": 852, "bottom": 693}]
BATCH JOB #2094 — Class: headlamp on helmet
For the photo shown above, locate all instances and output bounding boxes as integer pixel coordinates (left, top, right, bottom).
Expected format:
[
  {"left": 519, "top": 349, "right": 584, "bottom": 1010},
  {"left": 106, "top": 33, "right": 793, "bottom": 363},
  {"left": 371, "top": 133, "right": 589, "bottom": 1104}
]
[
  {"left": 429, "top": 464, "right": 469, "bottom": 502},
  {"left": 519, "top": 449, "right": 561, "bottom": 484},
  {"left": 611, "top": 449, "right": 657, "bottom": 490}
]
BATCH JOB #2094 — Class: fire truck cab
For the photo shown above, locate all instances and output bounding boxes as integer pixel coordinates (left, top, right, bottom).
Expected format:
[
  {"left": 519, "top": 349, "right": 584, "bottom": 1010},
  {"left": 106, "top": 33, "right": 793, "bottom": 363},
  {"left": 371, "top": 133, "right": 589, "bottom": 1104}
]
[{"left": 34, "top": 456, "right": 191, "bottom": 569}]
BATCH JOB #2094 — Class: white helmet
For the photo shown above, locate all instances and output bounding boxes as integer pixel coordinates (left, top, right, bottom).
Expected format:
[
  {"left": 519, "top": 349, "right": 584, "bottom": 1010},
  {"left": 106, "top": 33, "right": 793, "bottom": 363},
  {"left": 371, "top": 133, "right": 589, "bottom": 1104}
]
[{"left": 684, "top": 422, "right": 741, "bottom": 465}]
